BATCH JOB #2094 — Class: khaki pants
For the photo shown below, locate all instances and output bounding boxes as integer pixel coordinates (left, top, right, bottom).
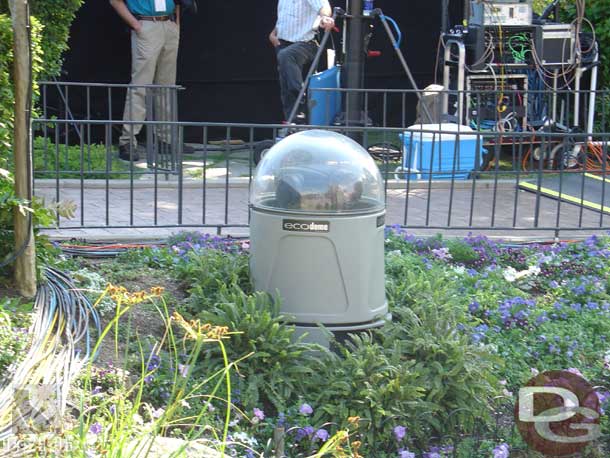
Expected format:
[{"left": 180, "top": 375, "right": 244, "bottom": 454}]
[{"left": 120, "top": 20, "right": 180, "bottom": 147}]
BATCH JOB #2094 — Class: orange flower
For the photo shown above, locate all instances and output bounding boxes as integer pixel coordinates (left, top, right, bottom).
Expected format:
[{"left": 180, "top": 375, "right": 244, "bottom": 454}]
[{"left": 347, "top": 416, "right": 361, "bottom": 426}]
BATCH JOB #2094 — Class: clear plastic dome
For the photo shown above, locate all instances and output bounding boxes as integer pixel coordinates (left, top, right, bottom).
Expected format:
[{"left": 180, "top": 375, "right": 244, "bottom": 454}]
[{"left": 251, "top": 130, "right": 385, "bottom": 214}]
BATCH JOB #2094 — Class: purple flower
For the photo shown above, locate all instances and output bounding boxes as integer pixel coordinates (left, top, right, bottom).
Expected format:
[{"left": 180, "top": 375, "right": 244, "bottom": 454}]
[
  {"left": 178, "top": 364, "right": 190, "bottom": 378},
  {"left": 571, "top": 303, "right": 582, "bottom": 312},
  {"left": 147, "top": 354, "right": 160, "bottom": 371},
  {"left": 91, "top": 386, "right": 102, "bottom": 395},
  {"left": 423, "top": 451, "right": 441, "bottom": 458},
  {"left": 535, "top": 312, "right": 549, "bottom": 324},
  {"left": 493, "top": 443, "right": 509, "bottom": 458},
  {"left": 277, "top": 412, "right": 286, "bottom": 427},
  {"left": 398, "top": 449, "right": 416, "bottom": 458},
  {"left": 295, "top": 426, "right": 315, "bottom": 441},
  {"left": 253, "top": 408, "right": 265, "bottom": 421},
  {"left": 299, "top": 403, "right": 313, "bottom": 415},
  {"left": 393, "top": 425, "right": 407, "bottom": 442},
  {"left": 144, "top": 375, "right": 154, "bottom": 384},
  {"left": 89, "top": 422, "right": 103, "bottom": 435},
  {"left": 597, "top": 391, "right": 610, "bottom": 403},
  {"left": 468, "top": 301, "right": 480, "bottom": 313},
  {"left": 314, "top": 428, "right": 329, "bottom": 442},
  {"left": 431, "top": 247, "right": 452, "bottom": 261},
  {"left": 586, "top": 302, "right": 599, "bottom": 310}
]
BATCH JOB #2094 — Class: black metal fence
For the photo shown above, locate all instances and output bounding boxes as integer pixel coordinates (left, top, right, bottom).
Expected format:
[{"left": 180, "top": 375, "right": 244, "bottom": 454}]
[{"left": 32, "top": 84, "right": 610, "bottom": 239}]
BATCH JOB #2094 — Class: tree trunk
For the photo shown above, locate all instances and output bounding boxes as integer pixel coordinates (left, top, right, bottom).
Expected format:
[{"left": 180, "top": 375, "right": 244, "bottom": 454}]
[{"left": 11, "top": 0, "right": 37, "bottom": 298}]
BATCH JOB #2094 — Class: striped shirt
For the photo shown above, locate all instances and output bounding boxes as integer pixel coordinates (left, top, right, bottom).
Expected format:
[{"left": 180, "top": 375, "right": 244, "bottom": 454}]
[{"left": 276, "top": 0, "right": 331, "bottom": 43}]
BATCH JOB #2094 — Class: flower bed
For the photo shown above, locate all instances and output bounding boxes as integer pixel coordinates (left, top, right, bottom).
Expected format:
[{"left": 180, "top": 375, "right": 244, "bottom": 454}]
[{"left": 2, "top": 230, "right": 610, "bottom": 457}]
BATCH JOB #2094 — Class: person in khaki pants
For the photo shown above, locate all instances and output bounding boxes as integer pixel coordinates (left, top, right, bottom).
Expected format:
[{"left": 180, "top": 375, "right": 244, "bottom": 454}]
[{"left": 110, "top": 0, "right": 182, "bottom": 161}]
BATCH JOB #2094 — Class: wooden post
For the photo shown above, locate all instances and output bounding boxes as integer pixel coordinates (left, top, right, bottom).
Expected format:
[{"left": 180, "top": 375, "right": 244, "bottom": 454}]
[
  {"left": 11, "top": 0, "right": 37, "bottom": 298},
  {"left": 273, "top": 427, "right": 285, "bottom": 458}
]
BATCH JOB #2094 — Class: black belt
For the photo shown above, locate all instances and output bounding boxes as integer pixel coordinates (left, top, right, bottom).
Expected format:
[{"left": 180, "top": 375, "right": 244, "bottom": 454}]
[
  {"left": 279, "top": 39, "right": 317, "bottom": 46},
  {"left": 136, "top": 15, "right": 174, "bottom": 21}
]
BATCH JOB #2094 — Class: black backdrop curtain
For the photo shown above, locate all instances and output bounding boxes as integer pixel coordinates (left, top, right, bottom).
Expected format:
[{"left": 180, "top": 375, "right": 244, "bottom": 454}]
[{"left": 60, "top": 0, "right": 463, "bottom": 127}]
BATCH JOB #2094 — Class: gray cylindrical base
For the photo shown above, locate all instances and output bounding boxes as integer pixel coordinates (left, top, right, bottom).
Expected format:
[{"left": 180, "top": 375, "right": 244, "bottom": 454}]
[
  {"left": 250, "top": 208, "right": 387, "bottom": 325},
  {"left": 293, "top": 314, "right": 389, "bottom": 348}
]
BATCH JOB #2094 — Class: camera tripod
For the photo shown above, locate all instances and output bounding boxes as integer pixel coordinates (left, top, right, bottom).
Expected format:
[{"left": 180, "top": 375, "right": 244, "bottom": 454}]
[{"left": 253, "top": 4, "right": 432, "bottom": 164}]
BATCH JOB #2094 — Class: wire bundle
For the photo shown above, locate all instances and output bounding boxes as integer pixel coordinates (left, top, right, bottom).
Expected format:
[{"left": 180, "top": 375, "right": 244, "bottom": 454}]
[
  {"left": 530, "top": 0, "right": 596, "bottom": 89},
  {"left": 0, "top": 268, "right": 101, "bottom": 456},
  {"left": 582, "top": 141, "right": 610, "bottom": 171},
  {"left": 60, "top": 242, "right": 165, "bottom": 258}
]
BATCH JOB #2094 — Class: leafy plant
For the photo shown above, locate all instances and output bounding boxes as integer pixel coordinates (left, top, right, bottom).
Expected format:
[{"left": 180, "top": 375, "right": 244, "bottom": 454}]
[
  {"left": 0, "top": 167, "right": 61, "bottom": 278},
  {"left": 33, "top": 136, "right": 129, "bottom": 179},
  {"left": 0, "top": 297, "right": 32, "bottom": 378},
  {"left": 171, "top": 247, "right": 252, "bottom": 317},
  {"left": 0, "top": 14, "right": 43, "bottom": 172},
  {"left": 0, "top": 1, "right": 83, "bottom": 80},
  {"left": 383, "top": 251, "right": 502, "bottom": 439},
  {"left": 196, "top": 285, "right": 321, "bottom": 414}
]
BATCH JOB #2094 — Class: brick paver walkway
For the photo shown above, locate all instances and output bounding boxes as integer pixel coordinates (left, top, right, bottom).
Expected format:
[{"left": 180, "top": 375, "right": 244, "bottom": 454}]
[{"left": 35, "top": 175, "right": 609, "bottom": 241}]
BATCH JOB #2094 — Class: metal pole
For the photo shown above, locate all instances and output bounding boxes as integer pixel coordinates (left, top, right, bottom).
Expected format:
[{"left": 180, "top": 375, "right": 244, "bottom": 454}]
[
  {"left": 345, "top": 0, "right": 365, "bottom": 136},
  {"left": 586, "top": 46, "right": 599, "bottom": 138},
  {"left": 10, "top": 0, "right": 37, "bottom": 297}
]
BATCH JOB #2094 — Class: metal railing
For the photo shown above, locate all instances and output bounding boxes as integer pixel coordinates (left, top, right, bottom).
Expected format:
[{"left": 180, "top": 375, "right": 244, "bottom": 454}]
[
  {"left": 39, "top": 81, "right": 182, "bottom": 173},
  {"left": 32, "top": 85, "right": 610, "bottom": 239}
]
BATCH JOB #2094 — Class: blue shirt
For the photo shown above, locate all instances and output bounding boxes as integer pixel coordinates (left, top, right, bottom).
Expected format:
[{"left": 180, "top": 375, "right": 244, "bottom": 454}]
[{"left": 126, "top": 0, "right": 175, "bottom": 16}]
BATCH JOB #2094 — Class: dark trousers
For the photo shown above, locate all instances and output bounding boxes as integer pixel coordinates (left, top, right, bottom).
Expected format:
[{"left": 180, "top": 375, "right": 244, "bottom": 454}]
[{"left": 276, "top": 40, "right": 318, "bottom": 121}]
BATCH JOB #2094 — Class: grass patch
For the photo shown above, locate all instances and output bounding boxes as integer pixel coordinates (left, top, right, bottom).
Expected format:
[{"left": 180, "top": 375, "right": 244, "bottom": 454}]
[{"left": 33, "top": 136, "right": 130, "bottom": 179}]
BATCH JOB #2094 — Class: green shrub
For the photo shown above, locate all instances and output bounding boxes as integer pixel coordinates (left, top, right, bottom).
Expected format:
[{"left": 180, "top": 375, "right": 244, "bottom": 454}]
[
  {"left": 33, "top": 137, "right": 128, "bottom": 179},
  {"left": 0, "top": 14, "right": 43, "bottom": 171},
  {"left": 383, "top": 253, "right": 501, "bottom": 438},
  {"left": 303, "top": 334, "right": 427, "bottom": 454},
  {"left": 195, "top": 285, "right": 321, "bottom": 414},
  {"left": 0, "top": 1, "right": 83, "bottom": 80},
  {"left": 172, "top": 249, "right": 252, "bottom": 317},
  {"left": 0, "top": 166, "right": 61, "bottom": 277},
  {"left": 583, "top": 0, "right": 610, "bottom": 88},
  {"left": 1, "top": 2, "right": 82, "bottom": 168},
  {"left": 560, "top": 0, "right": 610, "bottom": 88},
  {"left": 0, "top": 297, "right": 32, "bottom": 377}
]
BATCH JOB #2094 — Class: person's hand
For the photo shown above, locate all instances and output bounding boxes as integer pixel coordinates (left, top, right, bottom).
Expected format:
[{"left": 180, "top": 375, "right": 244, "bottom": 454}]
[
  {"left": 319, "top": 16, "right": 334, "bottom": 31},
  {"left": 132, "top": 20, "right": 142, "bottom": 33},
  {"left": 269, "top": 31, "right": 280, "bottom": 47}
]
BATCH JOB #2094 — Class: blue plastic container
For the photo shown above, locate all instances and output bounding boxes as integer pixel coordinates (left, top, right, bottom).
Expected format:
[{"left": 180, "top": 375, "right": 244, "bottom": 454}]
[
  {"left": 399, "top": 124, "right": 482, "bottom": 180},
  {"left": 308, "top": 66, "right": 342, "bottom": 126}
]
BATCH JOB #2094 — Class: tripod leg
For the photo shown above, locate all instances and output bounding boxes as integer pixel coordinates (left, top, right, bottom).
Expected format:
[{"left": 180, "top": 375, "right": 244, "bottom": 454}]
[
  {"left": 377, "top": 12, "right": 433, "bottom": 123},
  {"left": 286, "top": 9, "right": 341, "bottom": 125}
]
